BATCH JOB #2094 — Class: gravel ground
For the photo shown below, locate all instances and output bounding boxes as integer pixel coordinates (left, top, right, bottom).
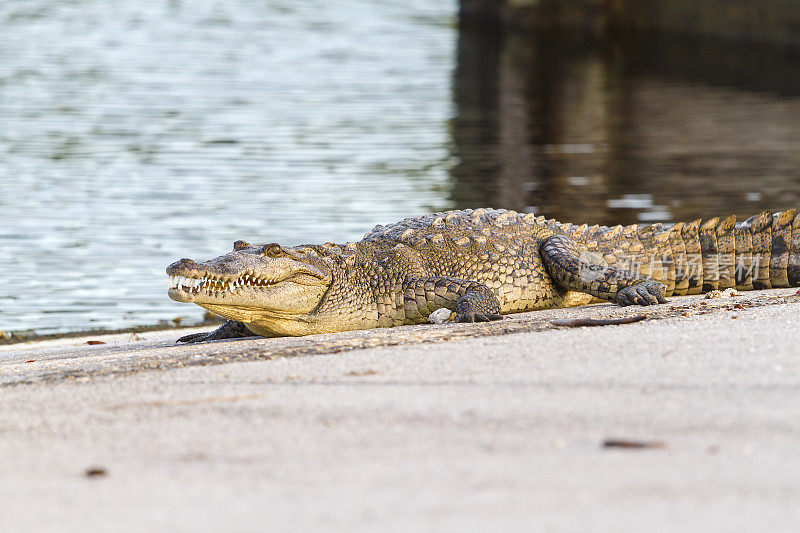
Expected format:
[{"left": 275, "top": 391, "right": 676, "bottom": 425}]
[{"left": 1, "top": 289, "right": 799, "bottom": 532}]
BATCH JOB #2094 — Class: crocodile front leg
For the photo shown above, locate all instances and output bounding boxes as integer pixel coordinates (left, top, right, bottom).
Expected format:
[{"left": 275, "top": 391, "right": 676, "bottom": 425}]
[
  {"left": 403, "top": 276, "right": 502, "bottom": 323},
  {"left": 176, "top": 319, "right": 255, "bottom": 343},
  {"left": 541, "top": 234, "right": 667, "bottom": 306}
]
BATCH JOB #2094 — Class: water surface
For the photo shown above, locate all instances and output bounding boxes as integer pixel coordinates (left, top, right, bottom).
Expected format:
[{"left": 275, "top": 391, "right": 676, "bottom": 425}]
[{"left": 0, "top": 0, "right": 457, "bottom": 334}]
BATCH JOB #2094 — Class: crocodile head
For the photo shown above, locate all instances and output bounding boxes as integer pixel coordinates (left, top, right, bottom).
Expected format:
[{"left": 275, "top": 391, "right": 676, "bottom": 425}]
[{"left": 167, "top": 240, "right": 332, "bottom": 336}]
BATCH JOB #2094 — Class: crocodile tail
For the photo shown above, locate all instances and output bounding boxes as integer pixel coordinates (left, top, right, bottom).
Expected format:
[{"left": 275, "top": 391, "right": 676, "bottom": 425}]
[
  {"left": 732, "top": 209, "right": 798, "bottom": 290},
  {"left": 698, "top": 216, "right": 722, "bottom": 292},
  {"left": 748, "top": 210, "right": 774, "bottom": 289},
  {"left": 716, "top": 215, "right": 737, "bottom": 290},
  {"left": 681, "top": 219, "right": 703, "bottom": 295},
  {"left": 578, "top": 210, "right": 800, "bottom": 296},
  {"left": 668, "top": 209, "right": 800, "bottom": 293},
  {"left": 667, "top": 222, "right": 688, "bottom": 296},
  {"left": 733, "top": 217, "right": 754, "bottom": 290},
  {"left": 789, "top": 211, "right": 800, "bottom": 286},
  {"left": 636, "top": 223, "right": 674, "bottom": 291},
  {"left": 768, "top": 209, "right": 796, "bottom": 288}
]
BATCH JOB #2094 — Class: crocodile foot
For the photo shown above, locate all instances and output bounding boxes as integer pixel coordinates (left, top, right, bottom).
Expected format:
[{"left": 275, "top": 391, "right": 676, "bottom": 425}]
[
  {"left": 615, "top": 280, "right": 667, "bottom": 306},
  {"left": 176, "top": 320, "right": 254, "bottom": 343},
  {"left": 453, "top": 283, "right": 503, "bottom": 322}
]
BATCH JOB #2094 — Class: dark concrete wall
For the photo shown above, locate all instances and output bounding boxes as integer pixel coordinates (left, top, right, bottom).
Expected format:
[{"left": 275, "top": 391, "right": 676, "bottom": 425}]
[
  {"left": 462, "top": 0, "right": 800, "bottom": 48},
  {"left": 609, "top": 0, "right": 800, "bottom": 47}
]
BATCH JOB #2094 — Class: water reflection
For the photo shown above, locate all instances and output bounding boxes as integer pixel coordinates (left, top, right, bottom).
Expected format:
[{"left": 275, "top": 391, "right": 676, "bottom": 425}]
[{"left": 450, "top": 28, "right": 800, "bottom": 225}]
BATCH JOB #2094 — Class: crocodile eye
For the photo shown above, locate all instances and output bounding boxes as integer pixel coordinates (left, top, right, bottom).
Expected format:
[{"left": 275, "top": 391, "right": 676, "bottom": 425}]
[{"left": 264, "top": 243, "right": 283, "bottom": 257}]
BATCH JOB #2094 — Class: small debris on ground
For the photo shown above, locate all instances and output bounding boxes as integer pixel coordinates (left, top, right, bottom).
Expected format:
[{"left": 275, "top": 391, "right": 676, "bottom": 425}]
[
  {"left": 429, "top": 308, "right": 454, "bottom": 324},
  {"left": 345, "top": 369, "right": 378, "bottom": 376},
  {"left": 550, "top": 315, "right": 646, "bottom": 328},
  {"left": 603, "top": 439, "right": 666, "bottom": 449},
  {"left": 25, "top": 360, "right": 35, "bottom": 363},
  {"left": 86, "top": 340, "right": 106, "bottom": 345},
  {"left": 706, "top": 288, "right": 739, "bottom": 299},
  {"left": 85, "top": 467, "right": 107, "bottom": 478}
]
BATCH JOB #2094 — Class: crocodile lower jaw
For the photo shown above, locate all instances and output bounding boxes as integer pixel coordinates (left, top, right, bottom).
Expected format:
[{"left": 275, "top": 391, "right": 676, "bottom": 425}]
[
  {"left": 199, "top": 304, "right": 325, "bottom": 337},
  {"left": 198, "top": 303, "right": 301, "bottom": 322}
]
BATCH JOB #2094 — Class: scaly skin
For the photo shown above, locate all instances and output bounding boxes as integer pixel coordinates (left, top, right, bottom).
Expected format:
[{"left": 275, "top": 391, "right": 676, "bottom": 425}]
[{"left": 167, "top": 208, "right": 799, "bottom": 342}]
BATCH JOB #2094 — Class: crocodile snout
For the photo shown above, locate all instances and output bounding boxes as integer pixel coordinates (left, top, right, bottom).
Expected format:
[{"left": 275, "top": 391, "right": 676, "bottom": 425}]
[{"left": 167, "top": 258, "right": 200, "bottom": 273}]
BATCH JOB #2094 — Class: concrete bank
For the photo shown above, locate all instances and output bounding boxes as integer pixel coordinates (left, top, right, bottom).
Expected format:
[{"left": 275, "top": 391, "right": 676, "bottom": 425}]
[{"left": 2, "top": 289, "right": 800, "bottom": 531}]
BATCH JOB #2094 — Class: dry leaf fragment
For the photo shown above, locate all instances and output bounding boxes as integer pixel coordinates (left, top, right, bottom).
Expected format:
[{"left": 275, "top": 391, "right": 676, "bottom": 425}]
[
  {"left": 603, "top": 439, "right": 666, "bottom": 449},
  {"left": 85, "top": 467, "right": 107, "bottom": 478}
]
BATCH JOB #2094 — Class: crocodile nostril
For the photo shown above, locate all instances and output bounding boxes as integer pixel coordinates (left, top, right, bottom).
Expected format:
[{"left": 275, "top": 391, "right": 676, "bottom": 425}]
[
  {"left": 233, "top": 240, "right": 250, "bottom": 251},
  {"left": 170, "top": 258, "right": 199, "bottom": 270}
]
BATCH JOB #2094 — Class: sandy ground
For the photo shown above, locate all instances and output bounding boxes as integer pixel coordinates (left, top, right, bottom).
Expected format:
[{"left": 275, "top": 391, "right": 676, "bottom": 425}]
[{"left": 2, "top": 289, "right": 800, "bottom": 532}]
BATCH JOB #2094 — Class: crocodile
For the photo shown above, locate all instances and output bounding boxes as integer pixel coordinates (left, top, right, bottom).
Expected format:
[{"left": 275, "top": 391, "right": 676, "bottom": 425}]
[{"left": 167, "top": 207, "right": 800, "bottom": 343}]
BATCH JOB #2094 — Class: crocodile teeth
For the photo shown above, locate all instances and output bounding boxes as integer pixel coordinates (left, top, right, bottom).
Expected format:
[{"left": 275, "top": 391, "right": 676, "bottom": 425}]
[{"left": 170, "top": 272, "right": 281, "bottom": 294}]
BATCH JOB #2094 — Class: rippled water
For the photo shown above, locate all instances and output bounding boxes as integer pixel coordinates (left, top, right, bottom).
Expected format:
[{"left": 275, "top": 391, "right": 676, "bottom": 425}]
[{"left": 0, "top": 0, "right": 457, "bottom": 334}]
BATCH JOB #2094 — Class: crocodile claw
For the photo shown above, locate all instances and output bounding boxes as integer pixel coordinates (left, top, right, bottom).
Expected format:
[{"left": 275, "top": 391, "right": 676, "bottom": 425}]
[
  {"left": 175, "top": 320, "right": 254, "bottom": 343},
  {"left": 176, "top": 332, "right": 214, "bottom": 343},
  {"left": 454, "top": 312, "right": 503, "bottom": 323},
  {"left": 615, "top": 280, "right": 667, "bottom": 306}
]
